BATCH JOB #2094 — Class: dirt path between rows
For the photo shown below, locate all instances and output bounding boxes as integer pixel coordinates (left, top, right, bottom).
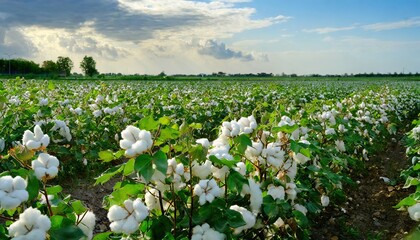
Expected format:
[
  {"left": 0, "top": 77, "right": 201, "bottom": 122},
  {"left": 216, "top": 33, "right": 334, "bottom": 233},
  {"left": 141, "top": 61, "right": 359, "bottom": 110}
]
[{"left": 312, "top": 134, "right": 417, "bottom": 240}]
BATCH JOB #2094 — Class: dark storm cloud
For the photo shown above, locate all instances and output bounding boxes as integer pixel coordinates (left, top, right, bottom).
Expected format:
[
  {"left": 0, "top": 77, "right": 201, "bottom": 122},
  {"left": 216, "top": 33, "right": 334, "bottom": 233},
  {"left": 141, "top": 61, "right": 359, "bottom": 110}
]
[
  {"left": 198, "top": 40, "right": 254, "bottom": 61},
  {"left": 0, "top": 0, "right": 201, "bottom": 42}
]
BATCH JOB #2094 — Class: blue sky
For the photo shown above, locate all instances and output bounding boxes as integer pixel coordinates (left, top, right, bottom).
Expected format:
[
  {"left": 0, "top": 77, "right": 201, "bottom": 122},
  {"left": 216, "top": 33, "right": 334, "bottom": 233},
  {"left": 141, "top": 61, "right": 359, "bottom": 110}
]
[{"left": 0, "top": 0, "right": 419, "bottom": 75}]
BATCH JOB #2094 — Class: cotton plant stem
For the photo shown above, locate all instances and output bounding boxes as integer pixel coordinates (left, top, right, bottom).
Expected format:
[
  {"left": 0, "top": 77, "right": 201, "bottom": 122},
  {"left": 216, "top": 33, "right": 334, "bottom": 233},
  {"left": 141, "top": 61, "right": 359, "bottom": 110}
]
[{"left": 43, "top": 183, "right": 53, "bottom": 217}]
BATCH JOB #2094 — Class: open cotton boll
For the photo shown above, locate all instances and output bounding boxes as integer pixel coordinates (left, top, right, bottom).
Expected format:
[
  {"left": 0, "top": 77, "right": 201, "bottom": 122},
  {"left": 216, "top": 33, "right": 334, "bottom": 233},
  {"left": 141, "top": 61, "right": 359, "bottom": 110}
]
[
  {"left": 8, "top": 207, "right": 51, "bottom": 239},
  {"left": 192, "top": 160, "right": 212, "bottom": 179},
  {"left": 229, "top": 205, "right": 256, "bottom": 235},
  {"left": 0, "top": 176, "right": 29, "bottom": 210},
  {"left": 335, "top": 140, "right": 346, "bottom": 152},
  {"left": 408, "top": 203, "right": 420, "bottom": 221},
  {"left": 192, "top": 223, "right": 226, "bottom": 240},
  {"left": 267, "top": 184, "right": 285, "bottom": 200},
  {"left": 22, "top": 125, "right": 50, "bottom": 150},
  {"left": 211, "top": 165, "right": 229, "bottom": 180},
  {"left": 262, "top": 143, "right": 285, "bottom": 168},
  {"left": 32, "top": 153, "right": 60, "bottom": 181},
  {"left": 193, "top": 179, "right": 222, "bottom": 205},
  {"left": 221, "top": 121, "right": 241, "bottom": 137},
  {"left": 78, "top": 211, "right": 96, "bottom": 240},
  {"left": 238, "top": 115, "right": 257, "bottom": 134},
  {"left": 248, "top": 179, "right": 263, "bottom": 214},
  {"left": 119, "top": 126, "right": 153, "bottom": 158},
  {"left": 196, "top": 138, "right": 210, "bottom": 148},
  {"left": 107, "top": 199, "right": 149, "bottom": 235},
  {"left": 292, "top": 152, "right": 310, "bottom": 165},
  {"left": 321, "top": 195, "right": 330, "bottom": 207},
  {"left": 294, "top": 203, "right": 308, "bottom": 216}
]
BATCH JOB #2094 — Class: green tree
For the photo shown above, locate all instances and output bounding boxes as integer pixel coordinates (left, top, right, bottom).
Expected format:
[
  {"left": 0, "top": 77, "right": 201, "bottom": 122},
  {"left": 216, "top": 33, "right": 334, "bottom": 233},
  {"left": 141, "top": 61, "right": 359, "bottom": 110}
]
[
  {"left": 56, "top": 56, "right": 73, "bottom": 77},
  {"left": 80, "top": 56, "right": 99, "bottom": 77},
  {"left": 42, "top": 60, "right": 58, "bottom": 74}
]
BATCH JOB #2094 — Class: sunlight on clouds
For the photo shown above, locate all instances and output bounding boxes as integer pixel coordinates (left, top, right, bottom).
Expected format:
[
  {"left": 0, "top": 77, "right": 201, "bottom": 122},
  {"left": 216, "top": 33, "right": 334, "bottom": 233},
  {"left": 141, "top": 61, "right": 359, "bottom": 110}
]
[{"left": 363, "top": 17, "right": 420, "bottom": 31}]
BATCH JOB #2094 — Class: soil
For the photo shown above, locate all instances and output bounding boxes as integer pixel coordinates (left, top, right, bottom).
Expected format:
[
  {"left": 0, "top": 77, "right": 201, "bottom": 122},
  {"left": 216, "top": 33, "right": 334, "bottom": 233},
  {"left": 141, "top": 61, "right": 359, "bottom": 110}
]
[{"left": 311, "top": 135, "right": 417, "bottom": 240}]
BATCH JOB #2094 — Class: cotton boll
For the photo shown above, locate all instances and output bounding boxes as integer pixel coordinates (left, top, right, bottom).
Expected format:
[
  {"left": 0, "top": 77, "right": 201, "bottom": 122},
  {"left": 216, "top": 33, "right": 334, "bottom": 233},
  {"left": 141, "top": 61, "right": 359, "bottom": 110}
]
[
  {"left": 321, "top": 195, "right": 330, "bottom": 207},
  {"left": 211, "top": 165, "right": 229, "bottom": 180},
  {"left": 234, "top": 162, "right": 246, "bottom": 176},
  {"left": 0, "top": 176, "right": 29, "bottom": 209},
  {"left": 248, "top": 179, "right": 262, "bottom": 214},
  {"left": 294, "top": 204, "right": 308, "bottom": 215},
  {"left": 192, "top": 160, "right": 212, "bottom": 179},
  {"left": 335, "top": 140, "right": 346, "bottom": 152},
  {"left": 107, "top": 206, "right": 129, "bottom": 221},
  {"left": 292, "top": 152, "right": 310, "bottom": 165},
  {"left": 408, "top": 203, "right": 420, "bottom": 221},
  {"left": 78, "top": 211, "right": 96, "bottom": 240},
  {"left": 267, "top": 184, "right": 285, "bottom": 200},
  {"left": 196, "top": 138, "right": 210, "bottom": 148},
  {"left": 229, "top": 205, "right": 256, "bottom": 234},
  {"left": 8, "top": 207, "right": 51, "bottom": 239}
]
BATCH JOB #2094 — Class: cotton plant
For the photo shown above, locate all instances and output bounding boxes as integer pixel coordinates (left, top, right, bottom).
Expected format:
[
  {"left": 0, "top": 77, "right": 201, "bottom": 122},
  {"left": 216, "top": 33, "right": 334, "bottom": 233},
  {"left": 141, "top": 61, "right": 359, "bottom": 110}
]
[{"left": 192, "top": 223, "right": 226, "bottom": 240}]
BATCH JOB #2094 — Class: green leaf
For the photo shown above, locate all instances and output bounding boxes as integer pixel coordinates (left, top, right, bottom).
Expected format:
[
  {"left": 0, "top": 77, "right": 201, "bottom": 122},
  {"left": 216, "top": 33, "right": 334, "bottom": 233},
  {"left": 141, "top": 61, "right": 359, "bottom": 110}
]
[
  {"left": 394, "top": 196, "right": 417, "bottom": 208},
  {"left": 123, "top": 158, "right": 135, "bottom": 176},
  {"left": 0, "top": 95, "right": 6, "bottom": 103},
  {"left": 209, "top": 155, "right": 239, "bottom": 168},
  {"left": 227, "top": 169, "right": 248, "bottom": 192},
  {"left": 26, "top": 170, "right": 40, "bottom": 201},
  {"left": 226, "top": 209, "right": 246, "bottom": 228},
  {"left": 50, "top": 215, "right": 74, "bottom": 229},
  {"left": 50, "top": 225, "right": 85, "bottom": 240},
  {"left": 159, "top": 127, "right": 180, "bottom": 141},
  {"left": 293, "top": 210, "right": 309, "bottom": 228},
  {"left": 153, "top": 151, "right": 168, "bottom": 174},
  {"left": 159, "top": 116, "right": 171, "bottom": 125},
  {"left": 149, "top": 215, "right": 172, "bottom": 240},
  {"left": 139, "top": 115, "right": 160, "bottom": 131},
  {"left": 47, "top": 185, "right": 63, "bottom": 195},
  {"left": 98, "top": 150, "right": 115, "bottom": 162},
  {"left": 234, "top": 134, "right": 252, "bottom": 154},
  {"left": 273, "top": 124, "right": 299, "bottom": 134},
  {"left": 95, "top": 165, "right": 124, "bottom": 185},
  {"left": 72, "top": 200, "right": 87, "bottom": 215},
  {"left": 48, "top": 81, "right": 55, "bottom": 90},
  {"left": 135, "top": 154, "right": 154, "bottom": 182},
  {"left": 190, "top": 144, "right": 207, "bottom": 162},
  {"left": 404, "top": 177, "right": 420, "bottom": 188},
  {"left": 262, "top": 195, "right": 279, "bottom": 218},
  {"left": 93, "top": 232, "right": 113, "bottom": 240},
  {"left": 109, "top": 183, "right": 144, "bottom": 206}
]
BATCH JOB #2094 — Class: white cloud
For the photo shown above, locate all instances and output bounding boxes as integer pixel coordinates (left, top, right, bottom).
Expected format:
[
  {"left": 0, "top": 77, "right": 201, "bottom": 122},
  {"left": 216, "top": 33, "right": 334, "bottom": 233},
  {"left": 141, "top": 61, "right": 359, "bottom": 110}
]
[
  {"left": 303, "top": 26, "right": 355, "bottom": 34},
  {"left": 363, "top": 17, "right": 420, "bottom": 31}
]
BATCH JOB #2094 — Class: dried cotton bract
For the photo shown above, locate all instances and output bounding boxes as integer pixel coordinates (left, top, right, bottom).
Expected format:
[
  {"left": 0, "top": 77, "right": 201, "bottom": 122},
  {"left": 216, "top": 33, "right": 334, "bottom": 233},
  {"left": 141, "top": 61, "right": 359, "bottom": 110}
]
[
  {"left": 0, "top": 176, "right": 29, "bottom": 210},
  {"left": 119, "top": 126, "right": 153, "bottom": 158},
  {"left": 8, "top": 207, "right": 51, "bottom": 240}
]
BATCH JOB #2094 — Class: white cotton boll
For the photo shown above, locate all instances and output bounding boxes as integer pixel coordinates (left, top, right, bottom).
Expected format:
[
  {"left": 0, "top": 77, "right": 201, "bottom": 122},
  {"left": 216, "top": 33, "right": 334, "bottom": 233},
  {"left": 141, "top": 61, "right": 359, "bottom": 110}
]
[
  {"left": 294, "top": 204, "right": 308, "bottom": 215},
  {"left": 31, "top": 153, "right": 60, "bottom": 180},
  {"left": 234, "top": 162, "right": 246, "bottom": 176},
  {"left": 194, "top": 179, "right": 221, "bottom": 205},
  {"left": 325, "top": 127, "right": 336, "bottom": 135},
  {"left": 133, "top": 199, "right": 149, "bottom": 222},
  {"left": 145, "top": 190, "right": 159, "bottom": 210},
  {"left": 211, "top": 165, "right": 229, "bottom": 180},
  {"left": 248, "top": 179, "right": 262, "bottom": 214},
  {"left": 119, "top": 139, "right": 133, "bottom": 150},
  {"left": 292, "top": 152, "right": 310, "bottom": 165},
  {"left": 363, "top": 149, "right": 369, "bottom": 160},
  {"left": 267, "top": 184, "right": 285, "bottom": 200},
  {"left": 121, "top": 126, "right": 140, "bottom": 142},
  {"left": 229, "top": 205, "right": 256, "bottom": 235},
  {"left": 0, "top": 176, "right": 29, "bottom": 209},
  {"left": 192, "top": 160, "right": 212, "bottom": 179},
  {"left": 8, "top": 207, "right": 51, "bottom": 239},
  {"left": 286, "top": 183, "right": 297, "bottom": 201},
  {"left": 121, "top": 215, "right": 139, "bottom": 235},
  {"left": 408, "top": 203, "right": 420, "bottom": 221},
  {"left": 196, "top": 138, "right": 210, "bottom": 148},
  {"left": 262, "top": 143, "right": 285, "bottom": 168},
  {"left": 93, "top": 110, "right": 102, "bottom": 118},
  {"left": 203, "top": 227, "right": 226, "bottom": 240},
  {"left": 335, "top": 140, "right": 346, "bottom": 152},
  {"left": 107, "top": 206, "right": 128, "bottom": 221},
  {"left": 321, "top": 195, "right": 330, "bottom": 207},
  {"left": 245, "top": 141, "right": 263, "bottom": 158},
  {"left": 78, "top": 211, "right": 96, "bottom": 240}
]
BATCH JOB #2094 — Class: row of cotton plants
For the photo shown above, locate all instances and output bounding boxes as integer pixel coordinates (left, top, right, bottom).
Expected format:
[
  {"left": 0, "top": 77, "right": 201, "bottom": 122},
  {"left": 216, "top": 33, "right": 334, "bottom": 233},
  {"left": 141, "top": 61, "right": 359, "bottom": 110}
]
[
  {"left": 0, "top": 125, "right": 95, "bottom": 239},
  {"left": 396, "top": 114, "right": 420, "bottom": 226},
  {"left": 1, "top": 79, "right": 419, "bottom": 239},
  {"left": 91, "top": 86, "right": 420, "bottom": 239}
]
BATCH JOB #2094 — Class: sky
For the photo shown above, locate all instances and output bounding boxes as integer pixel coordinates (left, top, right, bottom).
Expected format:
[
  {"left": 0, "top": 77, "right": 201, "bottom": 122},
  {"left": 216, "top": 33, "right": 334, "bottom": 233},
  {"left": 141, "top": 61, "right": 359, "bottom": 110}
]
[{"left": 1, "top": 0, "right": 420, "bottom": 75}]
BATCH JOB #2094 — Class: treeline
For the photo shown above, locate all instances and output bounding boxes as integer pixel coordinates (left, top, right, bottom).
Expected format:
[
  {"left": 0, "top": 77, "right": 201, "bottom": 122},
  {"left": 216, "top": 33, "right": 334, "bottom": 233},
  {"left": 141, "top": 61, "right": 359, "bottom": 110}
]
[{"left": 0, "top": 56, "right": 98, "bottom": 78}]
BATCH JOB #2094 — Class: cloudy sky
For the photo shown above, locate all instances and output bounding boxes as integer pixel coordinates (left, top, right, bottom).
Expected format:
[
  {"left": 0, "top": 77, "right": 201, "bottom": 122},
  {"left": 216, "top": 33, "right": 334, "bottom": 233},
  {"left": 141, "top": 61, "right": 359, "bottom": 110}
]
[{"left": 1, "top": 0, "right": 420, "bottom": 75}]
